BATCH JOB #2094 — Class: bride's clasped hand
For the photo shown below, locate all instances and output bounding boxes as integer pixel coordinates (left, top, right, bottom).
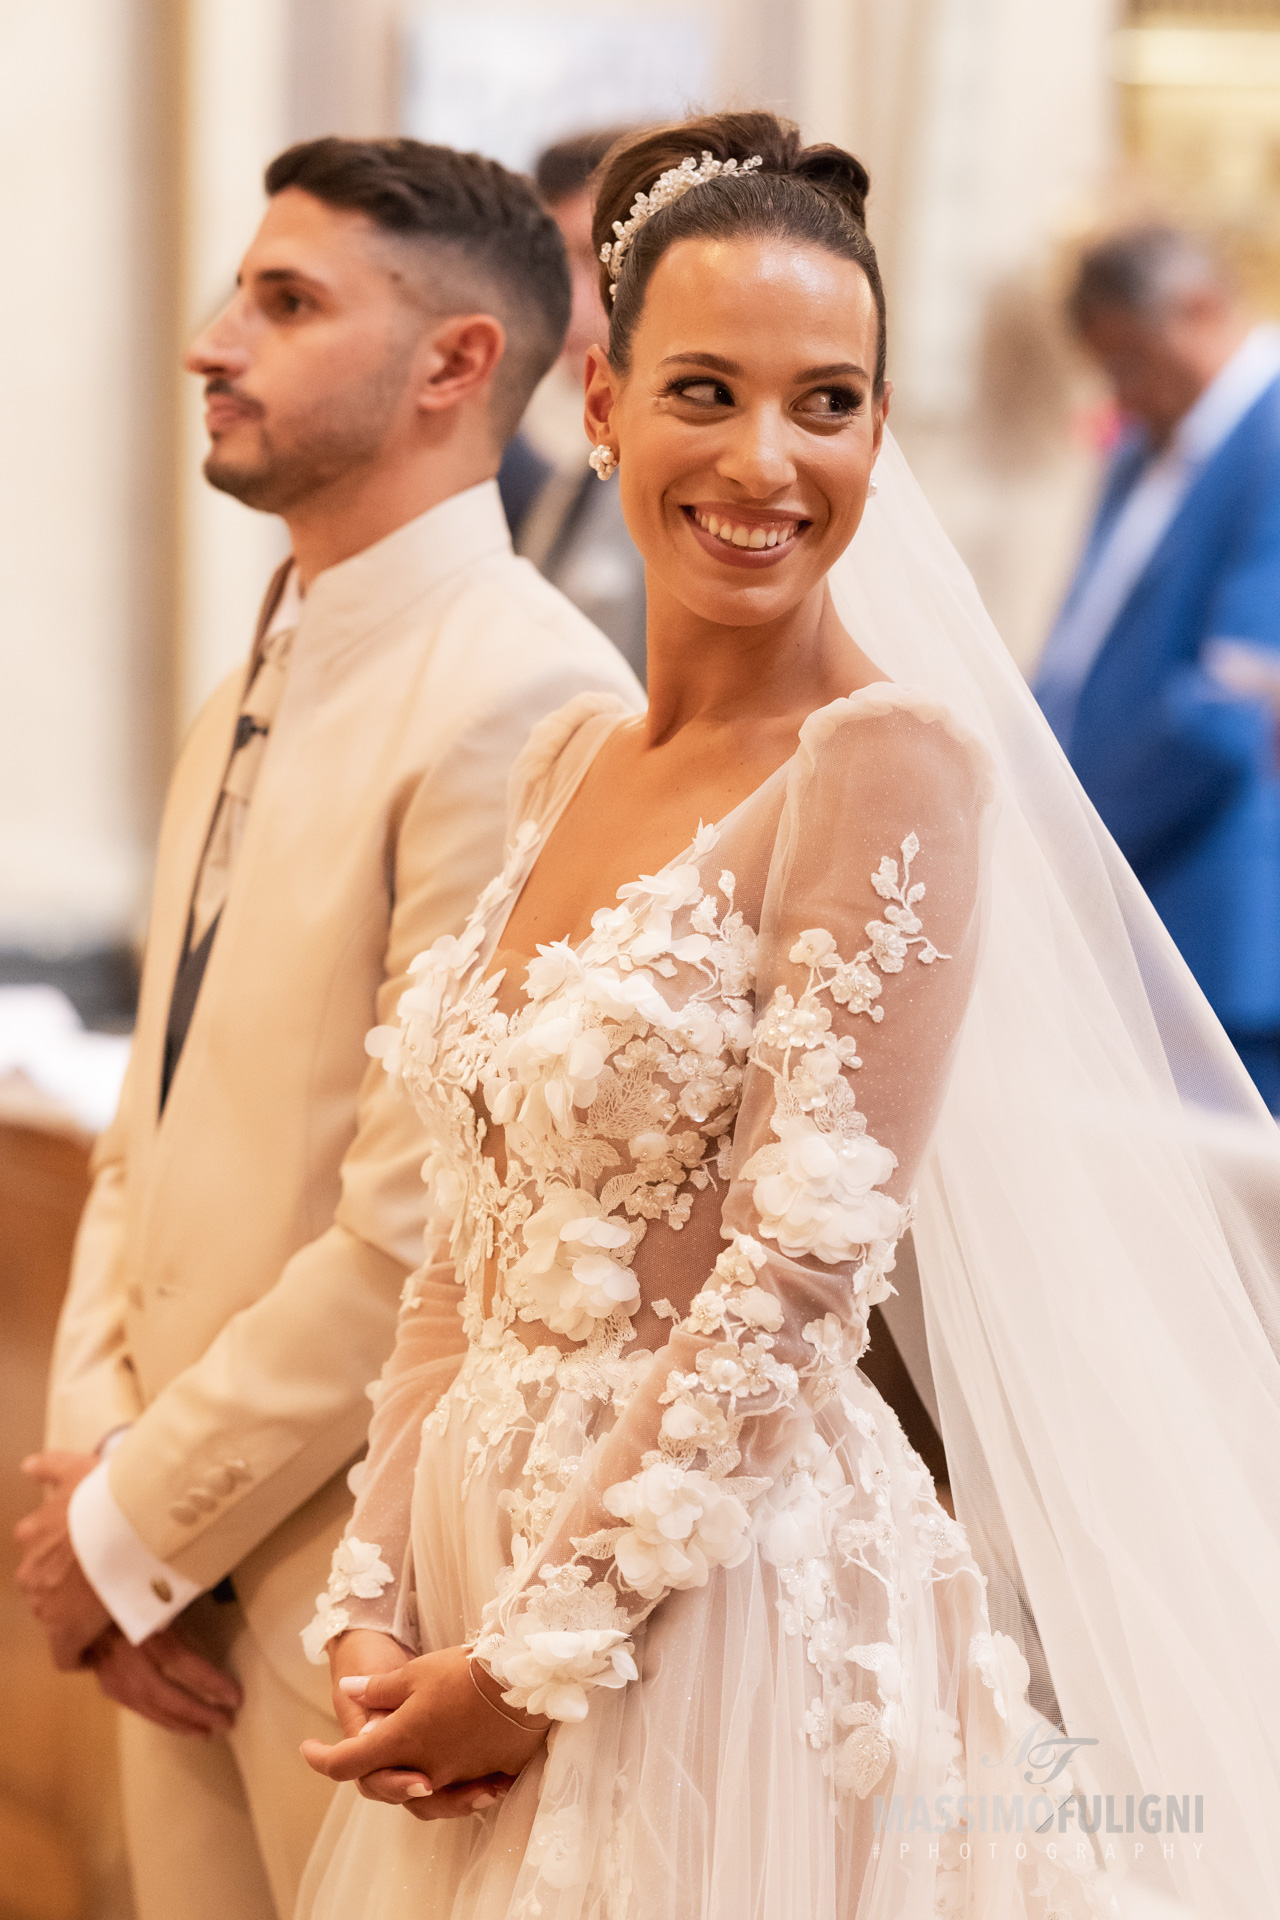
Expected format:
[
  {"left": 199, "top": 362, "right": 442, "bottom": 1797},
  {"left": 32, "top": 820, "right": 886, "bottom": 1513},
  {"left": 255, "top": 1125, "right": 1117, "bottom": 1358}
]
[{"left": 302, "top": 1636, "right": 544, "bottom": 1819}]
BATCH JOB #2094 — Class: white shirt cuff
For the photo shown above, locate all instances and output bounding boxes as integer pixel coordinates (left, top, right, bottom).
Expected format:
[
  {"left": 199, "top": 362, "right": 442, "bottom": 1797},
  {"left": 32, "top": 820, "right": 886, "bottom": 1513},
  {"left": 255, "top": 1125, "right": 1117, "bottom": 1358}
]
[{"left": 68, "top": 1460, "right": 202, "bottom": 1644}]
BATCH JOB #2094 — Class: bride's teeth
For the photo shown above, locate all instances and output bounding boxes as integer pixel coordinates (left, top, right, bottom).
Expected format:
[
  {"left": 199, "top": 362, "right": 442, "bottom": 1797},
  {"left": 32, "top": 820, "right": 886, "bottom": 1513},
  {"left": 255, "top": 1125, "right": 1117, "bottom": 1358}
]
[{"left": 694, "top": 513, "right": 798, "bottom": 549}]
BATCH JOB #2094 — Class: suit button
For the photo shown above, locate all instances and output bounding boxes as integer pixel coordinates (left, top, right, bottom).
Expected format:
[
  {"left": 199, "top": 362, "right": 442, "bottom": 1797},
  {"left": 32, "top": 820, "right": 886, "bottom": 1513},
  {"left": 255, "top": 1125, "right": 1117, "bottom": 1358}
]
[
  {"left": 187, "top": 1488, "right": 217, "bottom": 1514},
  {"left": 208, "top": 1467, "right": 237, "bottom": 1496},
  {"left": 150, "top": 1577, "right": 173, "bottom": 1604},
  {"left": 168, "top": 1501, "right": 199, "bottom": 1526}
]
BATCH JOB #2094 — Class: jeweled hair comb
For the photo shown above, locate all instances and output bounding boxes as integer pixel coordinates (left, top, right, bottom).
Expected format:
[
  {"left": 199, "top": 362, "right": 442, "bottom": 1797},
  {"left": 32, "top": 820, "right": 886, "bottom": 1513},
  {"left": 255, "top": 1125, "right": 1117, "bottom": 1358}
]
[{"left": 599, "top": 151, "right": 763, "bottom": 300}]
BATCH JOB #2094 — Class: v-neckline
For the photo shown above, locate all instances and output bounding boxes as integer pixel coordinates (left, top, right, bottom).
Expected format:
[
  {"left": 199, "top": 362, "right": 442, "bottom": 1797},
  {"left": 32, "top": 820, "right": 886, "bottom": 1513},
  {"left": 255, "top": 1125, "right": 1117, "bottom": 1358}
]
[
  {"left": 480, "top": 716, "right": 789, "bottom": 993},
  {"left": 477, "top": 677, "right": 901, "bottom": 996}
]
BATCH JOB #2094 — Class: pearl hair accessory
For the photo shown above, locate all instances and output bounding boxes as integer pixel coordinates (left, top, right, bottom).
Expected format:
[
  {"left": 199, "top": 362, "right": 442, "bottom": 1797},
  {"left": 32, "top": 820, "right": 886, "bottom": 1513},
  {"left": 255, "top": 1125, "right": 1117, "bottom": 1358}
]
[
  {"left": 588, "top": 443, "right": 619, "bottom": 481},
  {"left": 600, "top": 151, "right": 763, "bottom": 299}
]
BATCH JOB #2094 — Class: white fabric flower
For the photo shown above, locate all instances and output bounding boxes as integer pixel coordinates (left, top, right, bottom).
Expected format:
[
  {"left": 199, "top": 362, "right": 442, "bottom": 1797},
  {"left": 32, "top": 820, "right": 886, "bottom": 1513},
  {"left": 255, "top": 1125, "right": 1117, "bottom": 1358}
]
[
  {"left": 581, "top": 964, "right": 671, "bottom": 1027},
  {"left": 712, "top": 1233, "right": 768, "bottom": 1289},
  {"left": 790, "top": 928, "right": 837, "bottom": 966},
  {"left": 696, "top": 1349, "right": 750, "bottom": 1395},
  {"left": 712, "top": 915, "right": 757, "bottom": 998},
  {"left": 659, "top": 1391, "right": 737, "bottom": 1449},
  {"left": 493, "top": 1626, "right": 638, "bottom": 1722},
  {"left": 301, "top": 1532, "right": 390, "bottom": 1663},
  {"left": 745, "top": 1115, "right": 902, "bottom": 1264},
  {"left": 604, "top": 1462, "right": 753, "bottom": 1600},
  {"left": 804, "top": 1312, "right": 849, "bottom": 1365},
  {"left": 829, "top": 956, "right": 882, "bottom": 1015},
  {"left": 364, "top": 1022, "right": 405, "bottom": 1077},
  {"left": 969, "top": 1629, "right": 1031, "bottom": 1723},
  {"left": 672, "top": 1000, "right": 723, "bottom": 1055},
  {"left": 833, "top": 1702, "right": 892, "bottom": 1798},
  {"left": 512, "top": 1187, "right": 639, "bottom": 1339},
  {"left": 523, "top": 940, "right": 585, "bottom": 1002},
  {"left": 732, "top": 1285, "right": 784, "bottom": 1331},
  {"left": 502, "top": 1007, "right": 608, "bottom": 1133},
  {"left": 791, "top": 1046, "right": 842, "bottom": 1110},
  {"left": 326, "top": 1536, "right": 393, "bottom": 1602},
  {"left": 864, "top": 919, "right": 910, "bottom": 973},
  {"left": 407, "top": 924, "right": 486, "bottom": 981},
  {"left": 301, "top": 1599, "right": 350, "bottom": 1665},
  {"left": 618, "top": 862, "right": 703, "bottom": 914}
]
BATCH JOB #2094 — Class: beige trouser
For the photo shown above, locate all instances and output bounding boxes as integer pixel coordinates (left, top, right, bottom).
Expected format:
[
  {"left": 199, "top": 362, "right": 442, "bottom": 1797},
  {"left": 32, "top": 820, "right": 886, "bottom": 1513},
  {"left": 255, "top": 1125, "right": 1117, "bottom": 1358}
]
[{"left": 118, "top": 1594, "right": 338, "bottom": 1920}]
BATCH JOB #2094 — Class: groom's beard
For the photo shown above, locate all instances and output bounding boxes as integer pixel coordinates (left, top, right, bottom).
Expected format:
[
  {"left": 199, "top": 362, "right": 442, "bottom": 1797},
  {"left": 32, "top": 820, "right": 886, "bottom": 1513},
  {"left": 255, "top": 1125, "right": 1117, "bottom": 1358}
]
[{"left": 202, "top": 350, "right": 412, "bottom": 515}]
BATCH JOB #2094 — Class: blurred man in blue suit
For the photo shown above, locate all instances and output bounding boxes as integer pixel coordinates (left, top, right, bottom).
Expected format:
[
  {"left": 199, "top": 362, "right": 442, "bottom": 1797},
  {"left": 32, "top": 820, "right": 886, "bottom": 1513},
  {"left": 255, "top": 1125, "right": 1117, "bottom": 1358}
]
[{"left": 1038, "top": 227, "right": 1280, "bottom": 1108}]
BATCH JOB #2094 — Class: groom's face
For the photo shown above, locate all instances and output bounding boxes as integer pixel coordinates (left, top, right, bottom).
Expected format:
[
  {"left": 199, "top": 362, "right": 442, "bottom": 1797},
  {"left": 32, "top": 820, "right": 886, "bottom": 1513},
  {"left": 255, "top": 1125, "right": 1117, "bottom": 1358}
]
[{"left": 186, "top": 188, "right": 427, "bottom": 513}]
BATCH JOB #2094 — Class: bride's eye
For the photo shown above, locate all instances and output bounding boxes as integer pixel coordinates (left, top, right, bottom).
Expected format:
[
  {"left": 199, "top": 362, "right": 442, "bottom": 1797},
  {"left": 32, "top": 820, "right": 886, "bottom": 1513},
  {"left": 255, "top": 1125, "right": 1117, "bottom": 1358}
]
[
  {"left": 796, "top": 385, "right": 862, "bottom": 420},
  {"left": 663, "top": 377, "right": 734, "bottom": 409}
]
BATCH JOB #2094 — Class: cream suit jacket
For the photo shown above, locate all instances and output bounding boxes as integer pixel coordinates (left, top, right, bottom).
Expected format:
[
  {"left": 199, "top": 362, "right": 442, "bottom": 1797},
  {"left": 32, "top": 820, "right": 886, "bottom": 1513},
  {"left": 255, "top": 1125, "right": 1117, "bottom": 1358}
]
[{"left": 47, "top": 481, "right": 642, "bottom": 1701}]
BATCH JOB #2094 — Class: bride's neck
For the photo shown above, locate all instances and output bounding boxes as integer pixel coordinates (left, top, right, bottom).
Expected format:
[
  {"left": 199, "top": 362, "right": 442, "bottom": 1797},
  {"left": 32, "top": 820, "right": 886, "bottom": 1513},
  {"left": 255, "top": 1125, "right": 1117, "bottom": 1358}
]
[{"left": 641, "top": 578, "right": 876, "bottom": 746}]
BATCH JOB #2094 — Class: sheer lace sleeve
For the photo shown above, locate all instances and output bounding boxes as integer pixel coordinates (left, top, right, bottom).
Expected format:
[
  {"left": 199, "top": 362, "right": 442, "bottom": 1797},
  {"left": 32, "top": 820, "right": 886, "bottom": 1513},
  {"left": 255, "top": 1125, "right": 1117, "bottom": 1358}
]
[
  {"left": 473, "top": 690, "right": 995, "bottom": 1720},
  {"left": 303, "top": 1228, "right": 468, "bottom": 1659}
]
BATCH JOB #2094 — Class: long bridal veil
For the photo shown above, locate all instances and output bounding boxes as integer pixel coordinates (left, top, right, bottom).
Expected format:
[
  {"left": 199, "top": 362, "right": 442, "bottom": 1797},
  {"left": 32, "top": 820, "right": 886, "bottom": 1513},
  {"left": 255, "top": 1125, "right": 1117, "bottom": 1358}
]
[{"left": 832, "top": 433, "right": 1280, "bottom": 1917}]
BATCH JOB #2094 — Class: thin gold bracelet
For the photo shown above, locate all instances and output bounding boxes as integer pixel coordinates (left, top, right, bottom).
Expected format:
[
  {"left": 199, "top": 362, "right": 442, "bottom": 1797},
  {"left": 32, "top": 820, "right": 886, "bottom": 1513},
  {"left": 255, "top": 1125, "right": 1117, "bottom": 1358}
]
[{"left": 466, "top": 1654, "right": 545, "bottom": 1734}]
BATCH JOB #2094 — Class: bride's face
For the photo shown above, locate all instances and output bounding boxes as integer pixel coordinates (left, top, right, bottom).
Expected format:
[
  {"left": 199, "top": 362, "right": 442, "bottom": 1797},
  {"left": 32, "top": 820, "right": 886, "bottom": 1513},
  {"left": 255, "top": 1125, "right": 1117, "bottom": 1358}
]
[{"left": 585, "top": 234, "right": 886, "bottom": 627}]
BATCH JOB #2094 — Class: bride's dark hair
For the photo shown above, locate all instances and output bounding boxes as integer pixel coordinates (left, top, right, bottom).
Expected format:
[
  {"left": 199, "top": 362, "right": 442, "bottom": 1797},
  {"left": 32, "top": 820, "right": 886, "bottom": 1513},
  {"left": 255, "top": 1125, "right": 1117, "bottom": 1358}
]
[{"left": 591, "top": 109, "right": 886, "bottom": 392}]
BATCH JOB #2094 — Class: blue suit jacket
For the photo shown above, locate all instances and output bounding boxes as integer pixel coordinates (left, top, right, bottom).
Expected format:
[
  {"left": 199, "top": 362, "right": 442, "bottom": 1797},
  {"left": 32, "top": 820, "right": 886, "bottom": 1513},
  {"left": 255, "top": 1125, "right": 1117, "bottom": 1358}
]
[{"left": 1039, "top": 377, "right": 1280, "bottom": 1031}]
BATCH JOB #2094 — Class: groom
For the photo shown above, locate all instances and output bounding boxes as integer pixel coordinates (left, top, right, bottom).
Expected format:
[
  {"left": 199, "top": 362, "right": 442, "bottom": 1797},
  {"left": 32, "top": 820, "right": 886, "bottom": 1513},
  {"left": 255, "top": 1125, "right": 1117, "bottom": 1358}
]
[{"left": 15, "top": 137, "right": 640, "bottom": 1920}]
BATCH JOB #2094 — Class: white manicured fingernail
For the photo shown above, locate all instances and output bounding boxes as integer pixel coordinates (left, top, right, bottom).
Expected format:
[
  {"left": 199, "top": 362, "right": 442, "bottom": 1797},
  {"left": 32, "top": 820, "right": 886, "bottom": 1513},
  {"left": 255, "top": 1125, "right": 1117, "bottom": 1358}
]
[
  {"left": 338, "top": 1676, "right": 369, "bottom": 1695},
  {"left": 405, "top": 1783, "right": 431, "bottom": 1799},
  {"left": 472, "top": 1792, "right": 497, "bottom": 1808}
]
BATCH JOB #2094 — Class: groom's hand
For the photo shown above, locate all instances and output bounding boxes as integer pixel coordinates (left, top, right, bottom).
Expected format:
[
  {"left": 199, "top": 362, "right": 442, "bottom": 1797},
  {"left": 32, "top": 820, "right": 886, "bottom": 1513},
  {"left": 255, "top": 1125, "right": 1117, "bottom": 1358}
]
[
  {"left": 86, "top": 1626, "right": 241, "bottom": 1736},
  {"left": 15, "top": 1451, "right": 110, "bottom": 1668}
]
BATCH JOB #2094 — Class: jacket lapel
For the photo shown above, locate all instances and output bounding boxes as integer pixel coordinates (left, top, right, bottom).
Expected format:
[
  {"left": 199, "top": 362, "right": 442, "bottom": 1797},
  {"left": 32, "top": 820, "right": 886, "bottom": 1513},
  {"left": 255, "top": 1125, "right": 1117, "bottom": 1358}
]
[{"left": 1081, "top": 377, "right": 1280, "bottom": 688}]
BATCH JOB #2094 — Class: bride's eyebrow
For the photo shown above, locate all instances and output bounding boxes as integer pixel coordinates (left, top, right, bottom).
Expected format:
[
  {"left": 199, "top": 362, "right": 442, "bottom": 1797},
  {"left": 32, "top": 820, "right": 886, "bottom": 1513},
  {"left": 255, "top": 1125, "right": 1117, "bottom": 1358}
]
[
  {"left": 657, "top": 351, "right": 742, "bottom": 373},
  {"left": 796, "top": 361, "right": 867, "bottom": 381},
  {"left": 655, "top": 352, "right": 869, "bottom": 382}
]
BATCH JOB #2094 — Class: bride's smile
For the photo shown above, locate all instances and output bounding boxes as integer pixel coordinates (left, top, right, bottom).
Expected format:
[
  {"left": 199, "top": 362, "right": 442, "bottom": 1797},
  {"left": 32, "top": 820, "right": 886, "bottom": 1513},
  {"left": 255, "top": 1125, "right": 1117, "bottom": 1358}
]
[{"left": 681, "top": 503, "right": 805, "bottom": 565}]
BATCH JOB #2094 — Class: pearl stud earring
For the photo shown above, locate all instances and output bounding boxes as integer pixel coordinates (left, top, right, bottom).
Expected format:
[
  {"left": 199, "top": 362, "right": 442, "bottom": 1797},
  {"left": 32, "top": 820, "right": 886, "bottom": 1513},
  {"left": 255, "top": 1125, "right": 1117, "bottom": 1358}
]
[{"left": 588, "top": 443, "right": 618, "bottom": 481}]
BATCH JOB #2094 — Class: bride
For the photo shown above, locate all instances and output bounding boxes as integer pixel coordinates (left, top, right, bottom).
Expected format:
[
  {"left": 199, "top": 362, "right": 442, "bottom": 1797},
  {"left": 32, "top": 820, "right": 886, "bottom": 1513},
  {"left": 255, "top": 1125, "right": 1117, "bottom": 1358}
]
[{"left": 297, "top": 114, "right": 1280, "bottom": 1919}]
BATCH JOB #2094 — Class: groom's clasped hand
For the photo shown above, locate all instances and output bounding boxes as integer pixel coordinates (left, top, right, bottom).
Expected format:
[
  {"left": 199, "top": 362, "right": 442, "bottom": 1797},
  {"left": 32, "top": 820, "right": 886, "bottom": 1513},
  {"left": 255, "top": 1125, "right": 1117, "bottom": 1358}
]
[{"left": 301, "top": 1633, "right": 547, "bottom": 1821}]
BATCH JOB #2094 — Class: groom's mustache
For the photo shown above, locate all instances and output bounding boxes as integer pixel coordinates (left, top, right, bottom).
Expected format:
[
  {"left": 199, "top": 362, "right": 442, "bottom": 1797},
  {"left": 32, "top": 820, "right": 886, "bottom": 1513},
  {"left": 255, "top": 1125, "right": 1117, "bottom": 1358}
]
[{"left": 203, "top": 376, "right": 265, "bottom": 419}]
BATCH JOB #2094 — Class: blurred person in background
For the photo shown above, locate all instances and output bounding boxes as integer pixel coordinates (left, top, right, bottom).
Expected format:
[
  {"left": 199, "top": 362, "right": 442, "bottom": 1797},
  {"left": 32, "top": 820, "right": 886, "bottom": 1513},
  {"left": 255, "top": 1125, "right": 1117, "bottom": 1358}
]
[
  {"left": 498, "top": 127, "right": 648, "bottom": 681},
  {"left": 14, "top": 135, "right": 640, "bottom": 1920},
  {"left": 1036, "top": 226, "right": 1280, "bottom": 1108}
]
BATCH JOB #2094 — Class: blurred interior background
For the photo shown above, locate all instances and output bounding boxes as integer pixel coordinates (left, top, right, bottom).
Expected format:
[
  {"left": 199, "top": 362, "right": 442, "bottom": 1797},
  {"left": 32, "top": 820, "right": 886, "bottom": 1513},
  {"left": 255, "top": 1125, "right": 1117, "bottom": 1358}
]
[{"left": 5, "top": 0, "right": 1280, "bottom": 1912}]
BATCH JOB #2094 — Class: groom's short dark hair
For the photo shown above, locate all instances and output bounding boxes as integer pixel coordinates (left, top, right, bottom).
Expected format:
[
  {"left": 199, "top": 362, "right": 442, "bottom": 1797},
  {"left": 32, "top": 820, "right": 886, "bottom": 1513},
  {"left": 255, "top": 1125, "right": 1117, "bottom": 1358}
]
[{"left": 265, "top": 137, "right": 571, "bottom": 438}]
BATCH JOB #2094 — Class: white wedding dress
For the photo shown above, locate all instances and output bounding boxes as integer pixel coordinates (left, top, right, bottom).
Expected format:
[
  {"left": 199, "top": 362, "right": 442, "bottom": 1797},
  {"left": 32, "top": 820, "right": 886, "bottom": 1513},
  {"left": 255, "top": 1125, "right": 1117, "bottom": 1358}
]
[{"left": 298, "top": 683, "right": 1110, "bottom": 1920}]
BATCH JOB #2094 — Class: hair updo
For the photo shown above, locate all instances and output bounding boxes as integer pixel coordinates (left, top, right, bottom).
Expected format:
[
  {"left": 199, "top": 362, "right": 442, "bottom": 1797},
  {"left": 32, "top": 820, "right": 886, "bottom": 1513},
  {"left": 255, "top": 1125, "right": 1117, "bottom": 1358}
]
[{"left": 591, "top": 110, "right": 886, "bottom": 392}]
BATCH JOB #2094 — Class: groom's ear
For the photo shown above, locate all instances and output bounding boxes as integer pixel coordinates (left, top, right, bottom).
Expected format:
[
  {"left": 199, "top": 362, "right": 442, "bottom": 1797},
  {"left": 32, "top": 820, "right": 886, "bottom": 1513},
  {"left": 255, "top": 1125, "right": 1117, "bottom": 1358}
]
[{"left": 582, "top": 344, "right": 618, "bottom": 446}]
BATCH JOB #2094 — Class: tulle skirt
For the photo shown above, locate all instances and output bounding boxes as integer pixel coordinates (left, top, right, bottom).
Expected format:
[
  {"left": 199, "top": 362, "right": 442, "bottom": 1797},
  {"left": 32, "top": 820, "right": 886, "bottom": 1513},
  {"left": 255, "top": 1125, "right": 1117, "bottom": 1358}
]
[{"left": 297, "top": 1348, "right": 1108, "bottom": 1920}]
